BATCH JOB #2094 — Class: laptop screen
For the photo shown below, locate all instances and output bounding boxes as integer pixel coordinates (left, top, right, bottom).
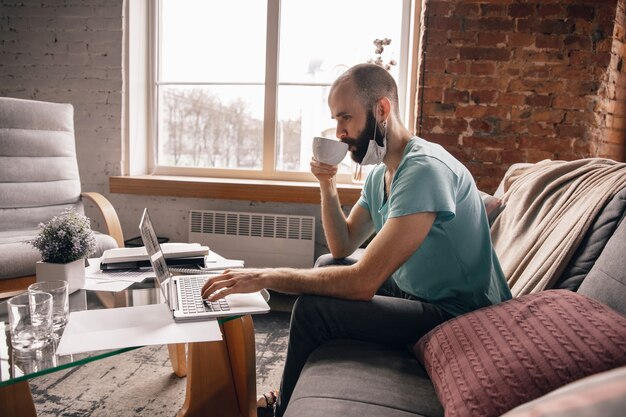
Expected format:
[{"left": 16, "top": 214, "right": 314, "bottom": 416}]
[{"left": 139, "top": 208, "right": 171, "bottom": 303}]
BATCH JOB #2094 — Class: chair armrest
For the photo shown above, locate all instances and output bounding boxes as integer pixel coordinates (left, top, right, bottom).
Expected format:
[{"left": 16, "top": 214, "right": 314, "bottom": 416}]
[{"left": 81, "top": 192, "right": 125, "bottom": 248}]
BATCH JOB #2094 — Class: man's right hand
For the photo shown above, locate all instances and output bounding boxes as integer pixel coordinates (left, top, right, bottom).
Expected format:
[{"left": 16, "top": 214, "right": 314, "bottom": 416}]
[{"left": 310, "top": 158, "right": 338, "bottom": 187}]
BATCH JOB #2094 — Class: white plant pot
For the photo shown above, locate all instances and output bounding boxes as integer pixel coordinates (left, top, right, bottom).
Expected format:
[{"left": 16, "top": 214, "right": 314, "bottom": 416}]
[{"left": 36, "top": 259, "right": 85, "bottom": 294}]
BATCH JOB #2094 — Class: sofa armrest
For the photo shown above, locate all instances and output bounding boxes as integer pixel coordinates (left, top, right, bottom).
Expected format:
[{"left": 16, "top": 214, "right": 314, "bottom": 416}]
[{"left": 81, "top": 192, "right": 124, "bottom": 248}]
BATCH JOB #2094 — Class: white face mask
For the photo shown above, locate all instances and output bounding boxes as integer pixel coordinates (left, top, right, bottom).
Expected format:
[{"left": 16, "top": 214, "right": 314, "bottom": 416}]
[{"left": 359, "top": 114, "right": 387, "bottom": 166}]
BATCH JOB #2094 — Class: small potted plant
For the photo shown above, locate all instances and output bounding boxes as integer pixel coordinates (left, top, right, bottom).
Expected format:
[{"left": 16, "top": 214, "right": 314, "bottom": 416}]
[{"left": 29, "top": 208, "right": 97, "bottom": 292}]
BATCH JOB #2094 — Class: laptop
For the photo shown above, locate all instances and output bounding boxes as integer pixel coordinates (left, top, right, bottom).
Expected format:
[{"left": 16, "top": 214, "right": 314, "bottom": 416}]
[{"left": 139, "top": 208, "right": 270, "bottom": 322}]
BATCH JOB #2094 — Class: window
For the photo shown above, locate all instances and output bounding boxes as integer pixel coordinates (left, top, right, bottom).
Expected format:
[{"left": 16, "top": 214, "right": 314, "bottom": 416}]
[{"left": 149, "top": 0, "right": 415, "bottom": 182}]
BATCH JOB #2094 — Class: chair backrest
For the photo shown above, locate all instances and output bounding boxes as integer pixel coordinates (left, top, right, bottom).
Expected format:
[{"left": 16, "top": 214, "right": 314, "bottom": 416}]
[{"left": 0, "top": 97, "right": 83, "bottom": 231}]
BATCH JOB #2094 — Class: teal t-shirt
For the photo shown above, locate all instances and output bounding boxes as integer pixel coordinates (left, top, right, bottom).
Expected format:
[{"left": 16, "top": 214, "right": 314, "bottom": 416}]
[{"left": 357, "top": 137, "right": 511, "bottom": 316}]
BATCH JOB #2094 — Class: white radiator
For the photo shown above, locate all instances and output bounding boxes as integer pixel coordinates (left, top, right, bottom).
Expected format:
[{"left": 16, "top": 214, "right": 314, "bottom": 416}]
[{"left": 188, "top": 210, "right": 315, "bottom": 268}]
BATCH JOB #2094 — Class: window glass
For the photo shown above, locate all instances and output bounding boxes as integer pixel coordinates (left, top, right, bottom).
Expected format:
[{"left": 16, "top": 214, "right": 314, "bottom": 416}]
[
  {"left": 158, "top": 85, "right": 264, "bottom": 169},
  {"left": 155, "top": 0, "right": 407, "bottom": 180},
  {"left": 160, "top": 0, "right": 267, "bottom": 83},
  {"left": 158, "top": 0, "right": 267, "bottom": 170},
  {"left": 278, "top": 0, "right": 402, "bottom": 84},
  {"left": 276, "top": 0, "right": 403, "bottom": 174}
]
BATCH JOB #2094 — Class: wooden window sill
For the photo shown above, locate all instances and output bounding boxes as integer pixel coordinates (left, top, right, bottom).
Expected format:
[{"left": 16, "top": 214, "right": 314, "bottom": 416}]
[{"left": 109, "top": 175, "right": 362, "bottom": 205}]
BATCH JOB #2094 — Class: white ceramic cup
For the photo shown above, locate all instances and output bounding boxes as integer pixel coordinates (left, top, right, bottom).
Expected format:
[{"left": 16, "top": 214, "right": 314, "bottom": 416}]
[{"left": 312, "top": 136, "right": 349, "bottom": 166}]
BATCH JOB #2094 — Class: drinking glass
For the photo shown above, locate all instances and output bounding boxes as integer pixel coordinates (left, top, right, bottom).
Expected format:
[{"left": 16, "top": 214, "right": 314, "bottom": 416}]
[
  {"left": 8, "top": 291, "right": 53, "bottom": 351},
  {"left": 11, "top": 341, "right": 58, "bottom": 377},
  {"left": 29, "top": 280, "right": 69, "bottom": 335}
]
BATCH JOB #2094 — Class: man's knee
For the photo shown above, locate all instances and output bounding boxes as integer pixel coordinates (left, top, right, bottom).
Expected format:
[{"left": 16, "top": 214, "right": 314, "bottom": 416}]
[
  {"left": 290, "top": 294, "right": 339, "bottom": 331},
  {"left": 291, "top": 294, "right": 324, "bottom": 324},
  {"left": 314, "top": 253, "right": 358, "bottom": 268},
  {"left": 314, "top": 254, "right": 339, "bottom": 268}
]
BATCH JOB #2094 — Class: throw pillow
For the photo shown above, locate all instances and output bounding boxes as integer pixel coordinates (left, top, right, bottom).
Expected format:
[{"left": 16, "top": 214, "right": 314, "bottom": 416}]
[
  {"left": 501, "top": 366, "right": 626, "bottom": 417},
  {"left": 413, "top": 290, "right": 626, "bottom": 417}
]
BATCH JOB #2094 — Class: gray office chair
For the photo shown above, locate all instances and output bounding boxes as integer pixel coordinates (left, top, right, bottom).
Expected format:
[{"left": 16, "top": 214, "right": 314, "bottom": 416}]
[{"left": 0, "top": 97, "right": 124, "bottom": 297}]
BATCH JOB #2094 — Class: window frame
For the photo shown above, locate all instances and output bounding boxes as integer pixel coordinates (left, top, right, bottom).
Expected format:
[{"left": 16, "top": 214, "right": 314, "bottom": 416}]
[{"left": 125, "top": 0, "right": 418, "bottom": 183}]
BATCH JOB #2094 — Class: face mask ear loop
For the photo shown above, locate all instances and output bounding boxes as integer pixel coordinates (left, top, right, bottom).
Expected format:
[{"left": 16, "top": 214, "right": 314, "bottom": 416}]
[
  {"left": 372, "top": 105, "right": 379, "bottom": 140},
  {"left": 354, "top": 163, "right": 363, "bottom": 182},
  {"left": 382, "top": 119, "right": 387, "bottom": 144},
  {"left": 373, "top": 102, "right": 388, "bottom": 144}
]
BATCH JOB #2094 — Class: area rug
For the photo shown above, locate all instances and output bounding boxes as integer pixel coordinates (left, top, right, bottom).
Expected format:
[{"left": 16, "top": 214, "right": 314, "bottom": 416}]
[{"left": 30, "top": 311, "right": 290, "bottom": 416}]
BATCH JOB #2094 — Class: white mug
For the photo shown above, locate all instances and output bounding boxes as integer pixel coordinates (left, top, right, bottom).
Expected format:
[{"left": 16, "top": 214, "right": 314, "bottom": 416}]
[{"left": 312, "top": 136, "right": 348, "bottom": 166}]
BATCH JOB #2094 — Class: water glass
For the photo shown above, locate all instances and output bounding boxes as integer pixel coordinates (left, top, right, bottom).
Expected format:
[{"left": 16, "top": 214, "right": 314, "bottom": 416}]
[
  {"left": 11, "top": 341, "right": 58, "bottom": 377},
  {"left": 29, "top": 280, "right": 69, "bottom": 334},
  {"left": 8, "top": 291, "right": 53, "bottom": 351}
]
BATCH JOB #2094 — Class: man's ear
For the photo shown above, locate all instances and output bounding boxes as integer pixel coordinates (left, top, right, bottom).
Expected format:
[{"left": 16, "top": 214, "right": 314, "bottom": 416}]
[{"left": 375, "top": 97, "right": 392, "bottom": 121}]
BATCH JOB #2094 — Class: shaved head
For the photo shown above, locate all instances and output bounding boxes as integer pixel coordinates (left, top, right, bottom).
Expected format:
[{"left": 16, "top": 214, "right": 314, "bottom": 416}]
[{"left": 330, "top": 63, "right": 400, "bottom": 117}]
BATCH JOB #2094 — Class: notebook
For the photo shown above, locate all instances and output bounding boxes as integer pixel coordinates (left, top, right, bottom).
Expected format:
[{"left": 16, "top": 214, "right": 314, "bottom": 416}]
[
  {"left": 139, "top": 208, "right": 270, "bottom": 322},
  {"left": 101, "top": 243, "right": 209, "bottom": 264}
]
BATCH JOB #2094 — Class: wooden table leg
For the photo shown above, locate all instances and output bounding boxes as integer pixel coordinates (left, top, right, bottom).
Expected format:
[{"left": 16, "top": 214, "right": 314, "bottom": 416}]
[
  {"left": 0, "top": 380, "right": 37, "bottom": 417},
  {"left": 177, "top": 315, "right": 257, "bottom": 417},
  {"left": 167, "top": 343, "right": 187, "bottom": 377},
  {"left": 223, "top": 316, "right": 257, "bottom": 417},
  {"left": 94, "top": 290, "right": 128, "bottom": 309},
  {"left": 177, "top": 339, "right": 240, "bottom": 417}
]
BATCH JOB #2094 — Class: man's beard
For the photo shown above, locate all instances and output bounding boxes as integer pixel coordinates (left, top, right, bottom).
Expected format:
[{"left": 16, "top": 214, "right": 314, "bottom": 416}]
[{"left": 341, "top": 111, "right": 385, "bottom": 164}]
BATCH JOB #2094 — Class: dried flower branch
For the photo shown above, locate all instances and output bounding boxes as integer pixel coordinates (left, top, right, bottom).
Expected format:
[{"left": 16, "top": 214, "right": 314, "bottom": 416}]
[
  {"left": 29, "top": 208, "right": 97, "bottom": 264},
  {"left": 367, "top": 38, "right": 397, "bottom": 71}
]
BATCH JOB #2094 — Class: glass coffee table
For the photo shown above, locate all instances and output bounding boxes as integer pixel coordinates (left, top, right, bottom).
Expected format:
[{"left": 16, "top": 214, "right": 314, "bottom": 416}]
[{"left": 0, "top": 284, "right": 257, "bottom": 417}]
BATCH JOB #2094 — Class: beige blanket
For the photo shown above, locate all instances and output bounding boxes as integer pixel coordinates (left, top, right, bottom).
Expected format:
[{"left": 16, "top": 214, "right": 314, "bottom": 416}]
[{"left": 491, "top": 158, "right": 626, "bottom": 297}]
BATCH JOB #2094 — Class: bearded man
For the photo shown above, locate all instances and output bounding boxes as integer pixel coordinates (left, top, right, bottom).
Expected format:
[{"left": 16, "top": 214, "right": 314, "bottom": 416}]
[{"left": 203, "top": 63, "right": 511, "bottom": 417}]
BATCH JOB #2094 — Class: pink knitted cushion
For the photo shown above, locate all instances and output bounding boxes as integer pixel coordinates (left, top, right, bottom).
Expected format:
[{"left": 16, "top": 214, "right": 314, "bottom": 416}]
[{"left": 413, "top": 290, "right": 626, "bottom": 417}]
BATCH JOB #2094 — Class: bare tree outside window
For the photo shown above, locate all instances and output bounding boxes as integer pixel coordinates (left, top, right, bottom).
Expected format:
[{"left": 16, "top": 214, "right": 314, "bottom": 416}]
[{"left": 159, "top": 87, "right": 264, "bottom": 169}]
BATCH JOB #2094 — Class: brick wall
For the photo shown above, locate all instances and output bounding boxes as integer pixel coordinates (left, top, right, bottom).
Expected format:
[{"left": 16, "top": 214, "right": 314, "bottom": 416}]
[
  {"left": 594, "top": 0, "right": 626, "bottom": 159},
  {"left": 416, "top": 0, "right": 626, "bottom": 192},
  {"left": 0, "top": 0, "right": 123, "bottom": 194}
]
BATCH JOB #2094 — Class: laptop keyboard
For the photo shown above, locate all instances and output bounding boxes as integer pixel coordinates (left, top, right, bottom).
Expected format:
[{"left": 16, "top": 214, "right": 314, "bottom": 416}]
[
  {"left": 170, "top": 266, "right": 208, "bottom": 275},
  {"left": 180, "top": 276, "right": 230, "bottom": 314}
]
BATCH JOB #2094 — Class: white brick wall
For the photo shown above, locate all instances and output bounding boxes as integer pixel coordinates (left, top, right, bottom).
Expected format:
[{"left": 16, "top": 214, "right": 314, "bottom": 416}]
[
  {"left": 0, "top": 0, "right": 123, "bottom": 194},
  {"left": 0, "top": 0, "right": 333, "bottom": 261}
]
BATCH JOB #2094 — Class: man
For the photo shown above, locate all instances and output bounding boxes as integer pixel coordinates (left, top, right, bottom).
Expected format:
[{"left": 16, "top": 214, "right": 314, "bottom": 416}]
[{"left": 202, "top": 63, "right": 512, "bottom": 416}]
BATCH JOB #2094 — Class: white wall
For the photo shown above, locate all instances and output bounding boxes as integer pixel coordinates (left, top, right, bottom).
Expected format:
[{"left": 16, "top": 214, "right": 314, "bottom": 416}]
[{"left": 0, "top": 0, "right": 341, "bottom": 263}]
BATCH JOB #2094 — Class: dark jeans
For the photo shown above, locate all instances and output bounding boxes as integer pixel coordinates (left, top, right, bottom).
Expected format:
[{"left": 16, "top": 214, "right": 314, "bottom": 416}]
[{"left": 275, "top": 254, "right": 454, "bottom": 416}]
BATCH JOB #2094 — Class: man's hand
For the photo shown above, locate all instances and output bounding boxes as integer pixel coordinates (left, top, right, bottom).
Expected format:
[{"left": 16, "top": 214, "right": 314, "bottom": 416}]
[
  {"left": 310, "top": 158, "right": 338, "bottom": 185},
  {"left": 201, "top": 268, "right": 270, "bottom": 301}
]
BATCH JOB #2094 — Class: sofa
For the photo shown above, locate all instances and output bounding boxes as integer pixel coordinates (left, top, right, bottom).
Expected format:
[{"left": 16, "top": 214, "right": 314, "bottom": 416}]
[{"left": 283, "top": 161, "right": 626, "bottom": 417}]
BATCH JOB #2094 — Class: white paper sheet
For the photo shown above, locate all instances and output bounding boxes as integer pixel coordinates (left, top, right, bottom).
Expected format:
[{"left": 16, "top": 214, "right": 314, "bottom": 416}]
[
  {"left": 82, "top": 278, "right": 135, "bottom": 292},
  {"left": 56, "top": 303, "right": 221, "bottom": 356},
  {"left": 202, "top": 251, "right": 244, "bottom": 271},
  {"left": 201, "top": 259, "right": 244, "bottom": 271}
]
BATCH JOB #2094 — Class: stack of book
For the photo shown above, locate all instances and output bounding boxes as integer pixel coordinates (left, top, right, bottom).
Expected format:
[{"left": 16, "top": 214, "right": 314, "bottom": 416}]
[{"left": 100, "top": 243, "right": 210, "bottom": 270}]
